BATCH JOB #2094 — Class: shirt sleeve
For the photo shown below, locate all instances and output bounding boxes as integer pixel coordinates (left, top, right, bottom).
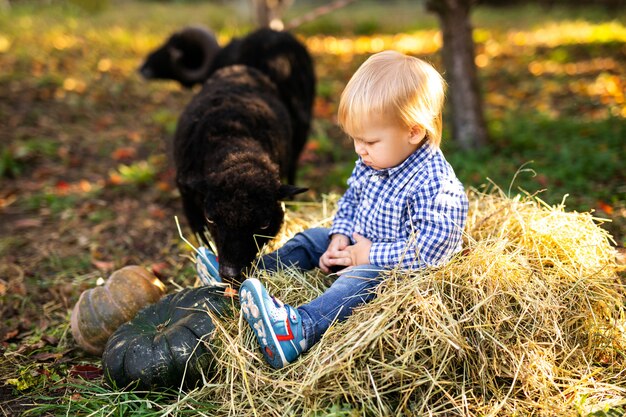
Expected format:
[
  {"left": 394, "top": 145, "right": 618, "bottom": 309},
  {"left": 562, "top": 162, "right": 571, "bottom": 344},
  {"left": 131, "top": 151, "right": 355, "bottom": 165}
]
[
  {"left": 329, "top": 162, "right": 363, "bottom": 238},
  {"left": 369, "top": 176, "right": 468, "bottom": 269}
]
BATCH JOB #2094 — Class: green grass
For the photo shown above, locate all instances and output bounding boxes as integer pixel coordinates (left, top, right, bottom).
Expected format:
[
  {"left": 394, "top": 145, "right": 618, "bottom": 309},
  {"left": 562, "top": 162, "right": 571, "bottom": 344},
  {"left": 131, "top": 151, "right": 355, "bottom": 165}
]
[
  {"left": 24, "top": 380, "right": 366, "bottom": 416},
  {"left": 0, "top": 137, "right": 61, "bottom": 178},
  {"left": 289, "top": 0, "right": 626, "bottom": 34},
  {"left": 589, "top": 406, "right": 626, "bottom": 417},
  {"left": 444, "top": 115, "right": 626, "bottom": 210},
  {"left": 23, "top": 192, "right": 80, "bottom": 215},
  {"left": 41, "top": 253, "right": 93, "bottom": 279},
  {"left": 24, "top": 381, "right": 216, "bottom": 416}
]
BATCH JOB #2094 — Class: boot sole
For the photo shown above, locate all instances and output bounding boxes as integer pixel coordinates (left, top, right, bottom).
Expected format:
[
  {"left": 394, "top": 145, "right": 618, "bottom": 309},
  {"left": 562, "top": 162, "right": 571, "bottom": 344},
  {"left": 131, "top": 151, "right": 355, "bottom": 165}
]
[{"left": 240, "top": 278, "right": 288, "bottom": 369}]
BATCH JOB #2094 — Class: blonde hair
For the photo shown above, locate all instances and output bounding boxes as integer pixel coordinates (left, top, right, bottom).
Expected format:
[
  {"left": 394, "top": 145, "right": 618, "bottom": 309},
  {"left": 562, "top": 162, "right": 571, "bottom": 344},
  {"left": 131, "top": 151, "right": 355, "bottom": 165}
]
[{"left": 338, "top": 50, "right": 446, "bottom": 147}]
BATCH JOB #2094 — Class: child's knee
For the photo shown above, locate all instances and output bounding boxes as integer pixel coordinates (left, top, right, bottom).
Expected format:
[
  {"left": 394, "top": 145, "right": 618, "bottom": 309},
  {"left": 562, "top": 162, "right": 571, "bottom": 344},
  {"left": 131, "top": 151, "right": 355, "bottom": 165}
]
[
  {"left": 333, "top": 267, "right": 383, "bottom": 291},
  {"left": 340, "top": 265, "right": 384, "bottom": 280},
  {"left": 299, "top": 227, "right": 330, "bottom": 241},
  {"left": 293, "top": 227, "right": 331, "bottom": 250}
]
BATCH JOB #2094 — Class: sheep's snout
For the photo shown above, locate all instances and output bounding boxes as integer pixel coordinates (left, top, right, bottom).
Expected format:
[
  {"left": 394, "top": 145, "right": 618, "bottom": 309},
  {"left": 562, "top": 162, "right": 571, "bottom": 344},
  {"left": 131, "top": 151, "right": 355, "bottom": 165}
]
[
  {"left": 219, "top": 263, "right": 241, "bottom": 283},
  {"left": 139, "top": 63, "right": 154, "bottom": 79}
]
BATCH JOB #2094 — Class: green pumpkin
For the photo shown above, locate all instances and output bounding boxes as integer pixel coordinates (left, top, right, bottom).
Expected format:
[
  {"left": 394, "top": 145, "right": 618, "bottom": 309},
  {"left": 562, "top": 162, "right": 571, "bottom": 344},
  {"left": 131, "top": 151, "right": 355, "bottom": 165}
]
[{"left": 101, "top": 285, "right": 234, "bottom": 390}]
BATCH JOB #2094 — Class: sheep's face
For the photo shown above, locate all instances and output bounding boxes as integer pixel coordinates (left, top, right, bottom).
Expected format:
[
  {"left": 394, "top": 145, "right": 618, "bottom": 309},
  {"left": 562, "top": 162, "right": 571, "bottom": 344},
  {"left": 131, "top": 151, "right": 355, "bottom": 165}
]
[
  {"left": 203, "top": 184, "right": 305, "bottom": 285},
  {"left": 138, "top": 27, "right": 220, "bottom": 88}
]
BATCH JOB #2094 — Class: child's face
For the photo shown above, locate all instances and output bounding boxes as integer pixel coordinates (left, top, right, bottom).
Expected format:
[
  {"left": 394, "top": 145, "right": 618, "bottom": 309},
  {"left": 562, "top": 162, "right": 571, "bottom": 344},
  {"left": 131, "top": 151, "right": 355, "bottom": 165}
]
[{"left": 350, "top": 115, "right": 425, "bottom": 171}]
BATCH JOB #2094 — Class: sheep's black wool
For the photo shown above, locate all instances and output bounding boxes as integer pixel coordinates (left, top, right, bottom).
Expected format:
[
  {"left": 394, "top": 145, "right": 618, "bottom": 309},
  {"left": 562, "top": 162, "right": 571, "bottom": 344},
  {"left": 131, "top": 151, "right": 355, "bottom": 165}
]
[
  {"left": 140, "top": 26, "right": 316, "bottom": 183},
  {"left": 206, "top": 28, "right": 315, "bottom": 181},
  {"left": 143, "top": 27, "right": 315, "bottom": 283},
  {"left": 174, "top": 65, "right": 306, "bottom": 285}
]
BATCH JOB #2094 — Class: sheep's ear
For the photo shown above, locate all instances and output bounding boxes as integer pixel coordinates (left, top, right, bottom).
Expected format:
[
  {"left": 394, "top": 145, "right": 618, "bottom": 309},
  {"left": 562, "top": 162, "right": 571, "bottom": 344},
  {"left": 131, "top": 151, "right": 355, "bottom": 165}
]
[{"left": 278, "top": 184, "right": 308, "bottom": 200}]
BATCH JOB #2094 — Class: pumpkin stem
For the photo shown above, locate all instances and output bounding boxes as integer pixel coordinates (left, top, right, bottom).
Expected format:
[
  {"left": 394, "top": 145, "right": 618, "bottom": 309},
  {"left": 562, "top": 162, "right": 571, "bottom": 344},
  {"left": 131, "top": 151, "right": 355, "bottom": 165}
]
[{"left": 156, "top": 318, "right": 172, "bottom": 333}]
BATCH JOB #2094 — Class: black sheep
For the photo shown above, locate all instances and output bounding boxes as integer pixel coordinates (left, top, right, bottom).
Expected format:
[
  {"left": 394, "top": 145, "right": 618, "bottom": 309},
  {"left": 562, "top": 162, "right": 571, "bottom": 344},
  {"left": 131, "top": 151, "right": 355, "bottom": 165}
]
[
  {"left": 140, "top": 26, "right": 315, "bottom": 183},
  {"left": 174, "top": 65, "right": 306, "bottom": 285},
  {"left": 141, "top": 26, "right": 315, "bottom": 283}
]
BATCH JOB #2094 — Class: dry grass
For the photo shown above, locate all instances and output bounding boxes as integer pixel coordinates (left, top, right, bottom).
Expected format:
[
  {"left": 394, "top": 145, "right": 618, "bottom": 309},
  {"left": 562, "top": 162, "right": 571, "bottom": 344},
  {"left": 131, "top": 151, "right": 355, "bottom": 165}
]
[{"left": 196, "top": 189, "right": 625, "bottom": 416}]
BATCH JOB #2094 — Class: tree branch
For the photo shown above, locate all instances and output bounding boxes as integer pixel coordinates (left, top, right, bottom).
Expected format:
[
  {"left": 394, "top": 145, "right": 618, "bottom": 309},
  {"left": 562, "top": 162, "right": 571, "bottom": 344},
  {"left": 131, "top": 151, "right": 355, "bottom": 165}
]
[{"left": 285, "top": 0, "right": 358, "bottom": 31}]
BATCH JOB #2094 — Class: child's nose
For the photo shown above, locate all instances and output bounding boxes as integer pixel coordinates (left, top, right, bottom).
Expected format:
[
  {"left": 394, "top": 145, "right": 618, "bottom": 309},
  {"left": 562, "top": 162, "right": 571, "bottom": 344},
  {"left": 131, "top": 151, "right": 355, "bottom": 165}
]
[{"left": 355, "top": 142, "right": 367, "bottom": 156}]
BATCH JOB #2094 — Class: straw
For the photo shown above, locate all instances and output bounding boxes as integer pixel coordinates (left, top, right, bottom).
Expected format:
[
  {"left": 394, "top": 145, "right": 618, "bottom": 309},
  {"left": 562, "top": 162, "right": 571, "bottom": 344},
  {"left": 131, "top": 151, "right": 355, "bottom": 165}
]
[{"left": 190, "top": 189, "right": 625, "bottom": 416}]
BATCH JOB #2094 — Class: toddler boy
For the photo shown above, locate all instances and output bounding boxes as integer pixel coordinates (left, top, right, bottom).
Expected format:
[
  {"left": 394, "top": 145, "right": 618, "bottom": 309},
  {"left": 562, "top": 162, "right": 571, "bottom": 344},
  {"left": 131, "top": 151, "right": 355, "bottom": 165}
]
[{"left": 239, "top": 50, "right": 469, "bottom": 369}]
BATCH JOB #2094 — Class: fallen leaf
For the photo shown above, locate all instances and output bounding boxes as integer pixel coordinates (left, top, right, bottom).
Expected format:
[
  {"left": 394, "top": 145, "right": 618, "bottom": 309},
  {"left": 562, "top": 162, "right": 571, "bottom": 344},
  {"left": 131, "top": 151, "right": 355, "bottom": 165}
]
[
  {"left": 304, "top": 140, "right": 320, "bottom": 152},
  {"left": 31, "top": 351, "right": 64, "bottom": 362},
  {"left": 92, "top": 260, "right": 114, "bottom": 271},
  {"left": 313, "top": 97, "right": 333, "bottom": 118},
  {"left": 127, "top": 131, "right": 141, "bottom": 142},
  {"left": 94, "top": 115, "right": 114, "bottom": 131},
  {"left": 150, "top": 262, "right": 169, "bottom": 280},
  {"left": 6, "top": 379, "right": 26, "bottom": 390},
  {"left": 108, "top": 172, "right": 123, "bottom": 185},
  {"left": 148, "top": 206, "right": 166, "bottom": 219},
  {"left": 41, "top": 335, "right": 59, "bottom": 346},
  {"left": 112, "top": 147, "right": 136, "bottom": 161},
  {"left": 78, "top": 180, "right": 92, "bottom": 193},
  {"left": 55, "top": 180, "right": 70, "bottom": 194},
  {"left": 69, "top": 364, "right": 103, "bottom": 380},
  {"left": 14, "top": 218, "right": 42, "bottom": 229},
  {"left": 156, "top": 181, "right": 171, "bottom": 192},
  {"left": 597, "top": 200, "right": 614, "bottom": 215},
  {"left": 0, "top": 194, "right": 17, "bottom": 209},
  {"left": 1, "top": 328, "right": 19, "bottom": 342},
  {"left": 14, "top": 340, "right": 45, "bottom": 355}
]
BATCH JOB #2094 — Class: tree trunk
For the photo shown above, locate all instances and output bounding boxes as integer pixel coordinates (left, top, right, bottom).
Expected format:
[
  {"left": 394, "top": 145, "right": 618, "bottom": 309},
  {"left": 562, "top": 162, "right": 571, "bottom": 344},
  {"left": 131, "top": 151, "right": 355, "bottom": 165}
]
[
  {"left": 253, "top": 0, "right": 270, "bottom": 27},
  {"left": 427, "top": 0, "right": 488, "bottom": 150},
  {"left": 252, "top": 0, "right": 292, "bottom": 30}
]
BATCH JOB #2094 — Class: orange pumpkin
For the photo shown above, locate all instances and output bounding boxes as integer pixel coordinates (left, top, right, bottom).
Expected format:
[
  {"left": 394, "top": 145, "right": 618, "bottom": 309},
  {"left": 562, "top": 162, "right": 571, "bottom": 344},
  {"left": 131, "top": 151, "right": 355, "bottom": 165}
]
[{"left": 70, "top": 265, "right": 167, "bottom": 355}]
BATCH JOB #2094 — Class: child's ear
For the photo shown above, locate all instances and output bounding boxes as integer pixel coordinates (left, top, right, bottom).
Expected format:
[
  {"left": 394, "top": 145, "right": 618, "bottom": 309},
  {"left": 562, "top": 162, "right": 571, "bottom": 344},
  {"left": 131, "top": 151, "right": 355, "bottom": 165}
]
[{"left": 408, "top": 125, "right": 426, "bottom": 144}]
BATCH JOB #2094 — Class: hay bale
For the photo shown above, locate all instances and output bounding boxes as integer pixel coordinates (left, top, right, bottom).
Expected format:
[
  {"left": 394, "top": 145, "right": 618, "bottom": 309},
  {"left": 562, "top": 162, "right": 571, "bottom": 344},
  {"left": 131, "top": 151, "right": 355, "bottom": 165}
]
[{"left": 199, "top": 189, "right": 625, "bottom": 416}]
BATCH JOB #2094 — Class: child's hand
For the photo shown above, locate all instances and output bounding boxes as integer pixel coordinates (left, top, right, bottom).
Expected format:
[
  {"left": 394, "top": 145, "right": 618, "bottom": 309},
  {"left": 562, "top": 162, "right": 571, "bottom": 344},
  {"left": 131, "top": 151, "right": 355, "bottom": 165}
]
[
  {"left": 320, "top": 233, "right": 373, "bottom": 274},
  {"left": 319, "top": 234, "right": 350, "bottom": 273},
  {"left": 345, "top": 233, "right": 372, "bottom": 266}
]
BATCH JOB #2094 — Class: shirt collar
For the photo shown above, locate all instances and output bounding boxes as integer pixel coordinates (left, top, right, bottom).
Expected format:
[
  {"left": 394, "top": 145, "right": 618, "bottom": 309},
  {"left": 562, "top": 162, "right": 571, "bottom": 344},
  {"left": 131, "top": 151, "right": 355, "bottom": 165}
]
[{"left": 362, "top": 138, "right": 434, "bottom": 178}]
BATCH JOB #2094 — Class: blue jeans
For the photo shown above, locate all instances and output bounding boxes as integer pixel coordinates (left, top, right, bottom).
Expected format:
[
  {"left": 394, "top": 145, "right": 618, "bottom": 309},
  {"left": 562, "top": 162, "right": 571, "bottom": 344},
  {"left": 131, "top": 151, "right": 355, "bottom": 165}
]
[{"left": 255, "top": 227, "right": 386, "bottom": 348}]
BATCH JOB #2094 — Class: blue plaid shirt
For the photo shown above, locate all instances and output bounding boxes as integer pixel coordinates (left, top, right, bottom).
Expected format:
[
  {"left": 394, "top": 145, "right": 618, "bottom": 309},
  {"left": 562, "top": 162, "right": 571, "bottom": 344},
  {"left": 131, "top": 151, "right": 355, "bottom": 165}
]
[{"left": 330, "top": 141, "right": 468, "bottom": 269}]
